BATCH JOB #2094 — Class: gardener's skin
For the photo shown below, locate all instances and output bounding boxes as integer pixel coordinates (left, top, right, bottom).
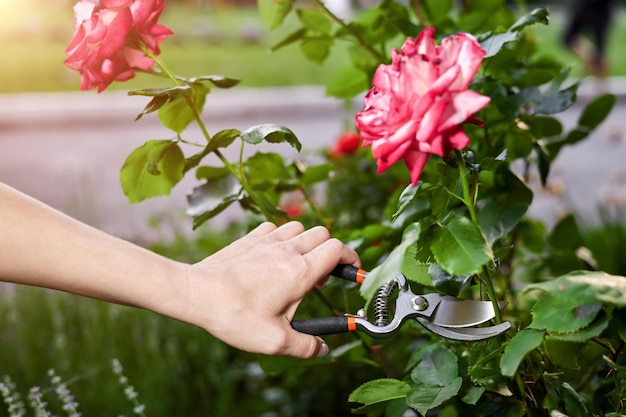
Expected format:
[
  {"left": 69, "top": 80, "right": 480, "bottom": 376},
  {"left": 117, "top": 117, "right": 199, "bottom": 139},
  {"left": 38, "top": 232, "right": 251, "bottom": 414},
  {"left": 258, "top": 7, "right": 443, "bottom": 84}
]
[{"left": 0, "top": 182, "right": 360, "bottom": 359}]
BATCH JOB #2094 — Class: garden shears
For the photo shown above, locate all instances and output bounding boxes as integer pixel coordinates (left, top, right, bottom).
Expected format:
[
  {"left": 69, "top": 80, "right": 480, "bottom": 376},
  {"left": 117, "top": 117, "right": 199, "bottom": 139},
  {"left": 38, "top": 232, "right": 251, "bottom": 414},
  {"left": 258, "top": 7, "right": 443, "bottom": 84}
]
[{"left": 291, "top": 265, "right": 511, "bottom": 341}]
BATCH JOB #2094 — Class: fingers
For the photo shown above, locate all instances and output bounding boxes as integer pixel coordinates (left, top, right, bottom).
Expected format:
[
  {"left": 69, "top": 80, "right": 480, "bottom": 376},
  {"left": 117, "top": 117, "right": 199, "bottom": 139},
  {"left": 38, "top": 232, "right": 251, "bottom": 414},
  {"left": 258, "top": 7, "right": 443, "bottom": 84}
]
[
  {"left": 304, "top": 237, "right": 360, "bottom": 279},
  {"left": 247, "top": 221, "right": 277, "bottom": 236}
]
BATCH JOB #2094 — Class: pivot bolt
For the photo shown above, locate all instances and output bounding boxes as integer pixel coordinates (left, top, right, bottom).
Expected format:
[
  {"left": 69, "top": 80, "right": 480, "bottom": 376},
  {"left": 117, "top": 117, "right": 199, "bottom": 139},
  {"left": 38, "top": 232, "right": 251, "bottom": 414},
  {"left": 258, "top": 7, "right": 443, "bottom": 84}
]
[{"left": 410, "top": 296, "right": 429, "bottom": 311}]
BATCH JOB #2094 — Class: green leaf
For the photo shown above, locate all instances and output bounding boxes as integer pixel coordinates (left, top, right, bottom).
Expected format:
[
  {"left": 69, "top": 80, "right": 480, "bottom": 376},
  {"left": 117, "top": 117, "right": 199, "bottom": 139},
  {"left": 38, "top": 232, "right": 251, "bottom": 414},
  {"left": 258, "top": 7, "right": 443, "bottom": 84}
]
[
  {"left": 207, "top": 129, "right": 241, "bottom": 152},
  {"left": 258, "top": 0, "right": 295, "bottom": 29},
  {"left": 509, "top": 7, "right": 549, "bottom": 32},
  {"left": 410, "top": 344, "right": 459, "bottom": 386},
  {"left": 271, "top": 27, "right": 307, "bottom": 51},
  {"left": 530, "top": 292, "right": 603, "bottom": 333},
  {"left": 361, "top": 224, "right": 420, "bottom": 301},
  {"left": 549, "top": 314, "right": 609, "bottom": 342},
  {"left": 129, "top": 85, "right": 192, "bottom": 121},
  {"left": 190, "top": 75, "right": 240, "bottom": 89},
  {"left": 462, "top": 386, "right": 486, "bottom": 405},
  {"left": 533, "top": 83, "right": 577, "bottom": 115},
  {"left": 543, "top": 337, "right": 584, "bottom": 369},
  {"left": 420, "top": 0, "right": 453, "bottom": 24},
  {"left": 348, "top": 379, "right": 411, "bottom": 413},
  {"left": 379, "top": 1, "right": 420, "bottom": 37},
  {"left": 477, "top": 198, "right": 529, "bottom": 246},
  {"left": 245, "top": 152, "right": 292, "bottom": 190},
  {"left": 158, "top": 83, "right": 209, "bottom": 134},
  {"left": 241, "top": 124, "right": 301, "bottom": 152},
  {"left": 406, "top": 379, "right": 462, "bottom": 416},
  {"left": 298, "top": 163, "right": 332, "bottom": 185},
  {"left": 325, "top": 66, "right": 369, "bottom": 98},
  {"left": 527, "top": 116, "right": 563, "bottom": 138},
  {"left": 500, "top": 329, "right": 545, "bottom": 377},
  {"left": 548, "top": 214, "right": 583, "bottom": 250},
  {"left": 121, "top": 140, "right": 185, "bottom": 203},
  {"left": 195, "top": 165, "right": 229, "bottom": 181},
  {"left": 299, "top": 36, "right": 333, "bottom": 64},
  {"left": 526, "top": 271, "right": 626, "bottom": 307},
  {"left": 296, "top": 9, "right": 332, "bottom": 34},
  {"left": 431, "top": 216, "right": 493, "bottom": 276},
  {"left": 480, "top": 31, "right": 518, "bottom": 59},
  {"left": 186, "top": 177, "right": 243, "bottom": 229},
  {"left": 578, "top": 93, "right": 616, "bottom": 129},
  {"left": 429, "top": 264, "right": 472, "bottom": 297},
  {"left": 392, "top": 182, "right": 423, "bottom": 222},
  {"left": 408, "top": 346, "right": 462, "bottom": 415}
]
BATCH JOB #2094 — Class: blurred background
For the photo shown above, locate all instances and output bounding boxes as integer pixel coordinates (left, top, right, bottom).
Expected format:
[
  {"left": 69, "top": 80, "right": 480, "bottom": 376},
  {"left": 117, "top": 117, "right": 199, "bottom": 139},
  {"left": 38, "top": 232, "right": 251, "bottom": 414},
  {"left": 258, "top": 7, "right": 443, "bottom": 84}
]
[{"left": 1, "top": 1, "right": 626, "bottom": 416}]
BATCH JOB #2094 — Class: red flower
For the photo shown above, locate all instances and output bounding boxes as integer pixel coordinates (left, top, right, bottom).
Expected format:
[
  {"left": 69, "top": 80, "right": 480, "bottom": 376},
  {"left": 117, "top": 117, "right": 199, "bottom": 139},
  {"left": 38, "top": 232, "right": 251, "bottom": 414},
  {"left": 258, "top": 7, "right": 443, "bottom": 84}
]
[
  {"left": 355, "top": 27, "right": 491, "bottom": 185},
  {"left": 329, "top": 131, "right": 362, "bottom": 158},
  {"left": 65, "top": 0, "right": 173, "bottom": 92}
]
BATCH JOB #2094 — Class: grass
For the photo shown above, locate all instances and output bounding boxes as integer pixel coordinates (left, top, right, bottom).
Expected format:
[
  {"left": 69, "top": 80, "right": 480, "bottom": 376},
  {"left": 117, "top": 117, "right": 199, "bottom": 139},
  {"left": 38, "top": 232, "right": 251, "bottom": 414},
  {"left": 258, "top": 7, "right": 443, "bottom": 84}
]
[{"left": 1, "top": 3, "right": 625, "bottom": 94}]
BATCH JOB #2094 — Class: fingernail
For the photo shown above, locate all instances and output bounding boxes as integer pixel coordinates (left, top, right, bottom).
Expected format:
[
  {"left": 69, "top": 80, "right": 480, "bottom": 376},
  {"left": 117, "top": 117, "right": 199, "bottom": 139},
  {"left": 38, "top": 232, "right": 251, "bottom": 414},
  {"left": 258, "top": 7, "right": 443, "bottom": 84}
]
[{"left": 316, "top": 342, "right": 329, "bottom": 358}]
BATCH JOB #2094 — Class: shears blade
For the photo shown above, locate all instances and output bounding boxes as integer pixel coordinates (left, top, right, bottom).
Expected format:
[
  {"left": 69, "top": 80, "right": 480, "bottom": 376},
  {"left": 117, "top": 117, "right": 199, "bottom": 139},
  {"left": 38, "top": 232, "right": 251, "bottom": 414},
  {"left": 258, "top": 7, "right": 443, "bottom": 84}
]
[
  {"left": 417, "top": 318, "right": 512, "bottom": 341},
  {"left": 429, "top": 296, "right": 508, "bottom": 328}
]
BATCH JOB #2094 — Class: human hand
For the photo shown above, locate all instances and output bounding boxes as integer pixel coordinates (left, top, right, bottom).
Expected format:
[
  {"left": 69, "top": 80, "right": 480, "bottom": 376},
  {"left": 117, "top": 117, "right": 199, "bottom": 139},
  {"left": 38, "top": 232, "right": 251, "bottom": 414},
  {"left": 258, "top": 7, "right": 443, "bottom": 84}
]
[{"left": 180, "top": 222, "right": 360, "bottom": 358}]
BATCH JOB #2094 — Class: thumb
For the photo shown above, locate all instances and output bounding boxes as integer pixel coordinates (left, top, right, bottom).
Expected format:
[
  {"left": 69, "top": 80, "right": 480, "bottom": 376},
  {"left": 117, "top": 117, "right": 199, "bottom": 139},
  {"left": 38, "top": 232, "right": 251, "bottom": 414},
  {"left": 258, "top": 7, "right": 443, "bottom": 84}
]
[{"left": 283, "top": 332, "right": 329, "bottom": 359}]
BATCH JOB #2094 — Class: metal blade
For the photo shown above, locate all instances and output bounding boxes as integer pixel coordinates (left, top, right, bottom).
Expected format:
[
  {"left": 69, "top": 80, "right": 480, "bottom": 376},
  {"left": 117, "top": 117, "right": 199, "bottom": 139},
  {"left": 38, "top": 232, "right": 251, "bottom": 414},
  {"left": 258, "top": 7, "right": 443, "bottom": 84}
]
[
  {"left": 417, "top": 318, "right": 511, "bottom": 341},
  {"left": 429, "top": 296, "right": 508, "bottom": 328}
]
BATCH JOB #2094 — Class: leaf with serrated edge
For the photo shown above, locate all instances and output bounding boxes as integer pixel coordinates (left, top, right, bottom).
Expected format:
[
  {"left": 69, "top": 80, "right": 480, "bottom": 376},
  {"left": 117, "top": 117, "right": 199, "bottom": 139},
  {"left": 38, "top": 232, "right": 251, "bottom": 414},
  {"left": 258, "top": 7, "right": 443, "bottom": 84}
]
[
  {"left": 241, "top": 124, "right": 301, "bottom": 152},
  {"left": 431, "top": 216, "right": 493, "bottom": 276},
  {"left": 509, "top": 7, "right": 549, "bottom": 32},
  {"left": 529, "top": 291, "right": 602, "bottom": 333},
  {"left": 406, "top": 378, "right": 462, "bottom": 416},
  {"left": 480, "top": 31, "right": 518, "bottom": 58},
  {"left": 349, "top": 379, "right": 411, "bottom": 410},
  {"left": 410, "top": 345, "right": 459, "bottom": 386},
  {"left": 525, "top": 271, "right": 626, "bottom": 308},
  {"left": 500, "top": 329, "right": 545, "bottom": 377}
]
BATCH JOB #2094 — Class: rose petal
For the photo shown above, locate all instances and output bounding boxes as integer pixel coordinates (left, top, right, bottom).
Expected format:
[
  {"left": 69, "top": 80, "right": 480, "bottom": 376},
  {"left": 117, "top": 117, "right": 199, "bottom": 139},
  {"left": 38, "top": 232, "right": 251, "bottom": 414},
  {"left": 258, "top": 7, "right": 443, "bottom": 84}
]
[
  {"left": 403, "top": 149, "right": 430, "bottom": 185},
  {"left": 438, "top": 90, "right": 491, "bottom": 132}
]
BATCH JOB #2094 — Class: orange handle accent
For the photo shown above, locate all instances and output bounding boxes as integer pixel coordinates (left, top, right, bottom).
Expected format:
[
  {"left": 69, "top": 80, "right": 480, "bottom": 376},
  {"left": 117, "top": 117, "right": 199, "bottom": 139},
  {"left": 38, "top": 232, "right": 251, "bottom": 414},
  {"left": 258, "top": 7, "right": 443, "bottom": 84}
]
[
  {"left": 355, "top": 268, "right": 366, "bottom": 284},
  {"left": 347, "top": 316, "right": 357, "bottom": 332}
]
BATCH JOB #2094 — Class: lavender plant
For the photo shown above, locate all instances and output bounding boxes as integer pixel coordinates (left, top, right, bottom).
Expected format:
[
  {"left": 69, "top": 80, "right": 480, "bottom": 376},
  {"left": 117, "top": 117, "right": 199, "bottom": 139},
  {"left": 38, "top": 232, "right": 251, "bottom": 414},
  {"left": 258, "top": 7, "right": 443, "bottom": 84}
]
[
  {"left": 111, "top": 359, "right": 147, "bottom": 417},
  {"left": 47, "top": 369, "right": 81, "bottom": 417},
  {"left": 0, "top": 376, "right": 26, "bottom": 417}
]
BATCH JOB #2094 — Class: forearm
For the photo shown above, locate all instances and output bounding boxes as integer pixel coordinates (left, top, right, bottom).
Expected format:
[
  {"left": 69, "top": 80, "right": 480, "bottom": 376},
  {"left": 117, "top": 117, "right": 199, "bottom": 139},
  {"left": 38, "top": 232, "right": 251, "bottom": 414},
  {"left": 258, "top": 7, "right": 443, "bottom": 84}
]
[{"left": 0, "top": 183, "right": 188, "bottom": 319}]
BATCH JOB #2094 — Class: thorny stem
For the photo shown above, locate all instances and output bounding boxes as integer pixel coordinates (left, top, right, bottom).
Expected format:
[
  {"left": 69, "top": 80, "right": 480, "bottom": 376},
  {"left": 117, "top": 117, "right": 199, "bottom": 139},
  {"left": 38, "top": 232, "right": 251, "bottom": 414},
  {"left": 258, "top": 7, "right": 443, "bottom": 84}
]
[
  {"left": 455, "top": 150, "right": 503, "bottom": 323},
  {"left": 313, "top": 0, "right": 387, "bottom": 63}
]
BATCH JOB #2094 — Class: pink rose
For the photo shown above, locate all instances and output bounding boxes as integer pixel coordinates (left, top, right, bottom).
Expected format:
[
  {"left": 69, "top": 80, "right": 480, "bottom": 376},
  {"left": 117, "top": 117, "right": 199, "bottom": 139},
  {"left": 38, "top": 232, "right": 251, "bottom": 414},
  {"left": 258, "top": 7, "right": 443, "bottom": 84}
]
[
  {"left": 65, "top": 0, "right": 173, "bottom": 92},
  {"left": 354, "top": 27, "right": 491, "bottom": 185}
]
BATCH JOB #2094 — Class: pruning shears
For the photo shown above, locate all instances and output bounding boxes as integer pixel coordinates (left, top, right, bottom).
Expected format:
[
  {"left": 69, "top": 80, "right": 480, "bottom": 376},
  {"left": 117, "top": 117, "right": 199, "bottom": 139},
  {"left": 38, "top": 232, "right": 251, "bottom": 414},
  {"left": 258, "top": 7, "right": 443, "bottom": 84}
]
[{"left": 292, "top": 264, "right": 511, "bottom": 341}]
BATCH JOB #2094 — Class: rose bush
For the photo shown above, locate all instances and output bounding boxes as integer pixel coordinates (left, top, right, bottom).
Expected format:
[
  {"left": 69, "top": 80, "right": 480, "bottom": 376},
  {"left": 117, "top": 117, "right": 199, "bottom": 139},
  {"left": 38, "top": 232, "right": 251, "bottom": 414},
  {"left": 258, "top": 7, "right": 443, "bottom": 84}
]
[
  {"left": 355, "top": 27, "right": 490, "bottom": 185},
  {"left": 58, "top": 0, "right": 626, "bottom": 416},
  {"left": 65, "top": 0, "right": 172, "bottom": 92}
]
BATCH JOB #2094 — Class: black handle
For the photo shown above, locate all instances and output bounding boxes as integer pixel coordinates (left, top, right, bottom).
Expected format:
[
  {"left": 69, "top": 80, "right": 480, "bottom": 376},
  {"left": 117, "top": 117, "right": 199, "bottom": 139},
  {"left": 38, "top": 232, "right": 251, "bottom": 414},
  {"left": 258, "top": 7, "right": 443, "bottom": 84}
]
[
  {"left": 291, "top": 317, "right": 353, "bottom": 336},
  {"left": 331, "top": 264, "right": 367, "bottom": 284}
]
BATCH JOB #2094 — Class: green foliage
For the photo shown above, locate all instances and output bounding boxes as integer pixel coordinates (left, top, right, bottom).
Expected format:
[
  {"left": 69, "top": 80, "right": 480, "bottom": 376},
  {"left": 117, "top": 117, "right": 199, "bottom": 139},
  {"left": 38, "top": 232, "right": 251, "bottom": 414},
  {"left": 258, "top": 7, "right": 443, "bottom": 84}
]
[
  {"left": 120, "top": 140, "right": 185, "bottom": 203},
  {"left": 9, "top": 1, "right": 626, "bottom": 416}
]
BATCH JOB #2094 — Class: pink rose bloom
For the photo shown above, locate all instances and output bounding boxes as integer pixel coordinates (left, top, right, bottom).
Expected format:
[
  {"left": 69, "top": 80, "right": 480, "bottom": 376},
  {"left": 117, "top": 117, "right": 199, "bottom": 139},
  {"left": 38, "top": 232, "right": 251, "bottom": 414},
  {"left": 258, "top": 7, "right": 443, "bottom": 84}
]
[
  {"left": 65, "top": 0, "right": 173, "bottom": 92},
  {"left": 355, "top": 27, "right": 491, "bottom": 185}
]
